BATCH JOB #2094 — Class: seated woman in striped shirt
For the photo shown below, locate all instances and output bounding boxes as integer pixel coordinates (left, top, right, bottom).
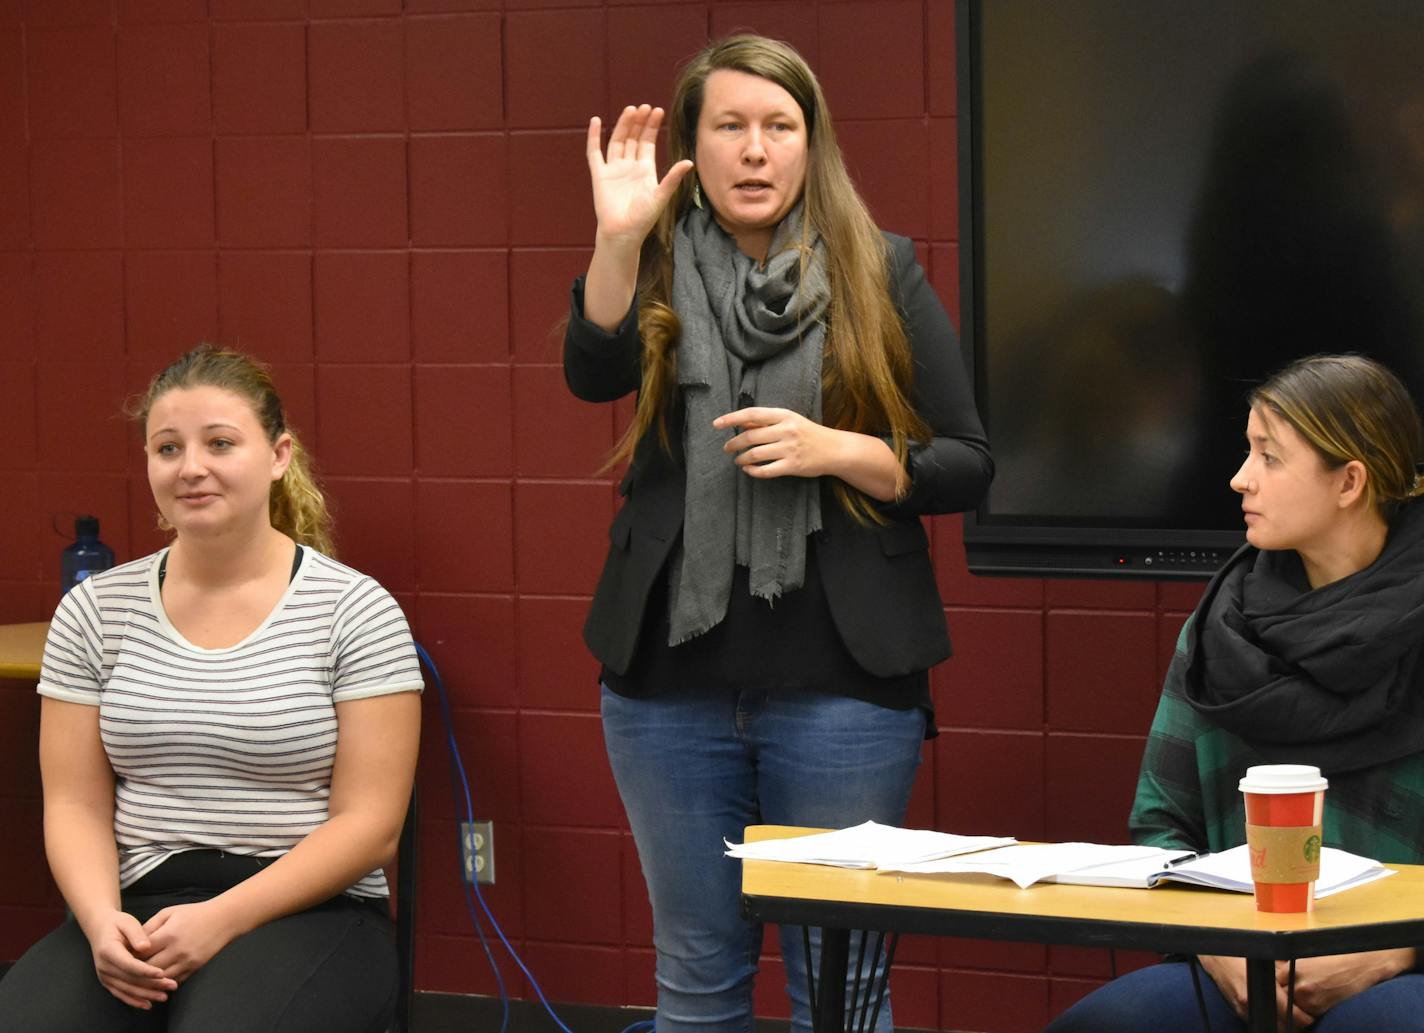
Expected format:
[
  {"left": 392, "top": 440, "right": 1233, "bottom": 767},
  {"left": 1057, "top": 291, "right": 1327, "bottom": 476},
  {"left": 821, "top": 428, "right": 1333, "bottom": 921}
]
[{"left": 0, "top": 345, "right": 423, "bottom": 1033}]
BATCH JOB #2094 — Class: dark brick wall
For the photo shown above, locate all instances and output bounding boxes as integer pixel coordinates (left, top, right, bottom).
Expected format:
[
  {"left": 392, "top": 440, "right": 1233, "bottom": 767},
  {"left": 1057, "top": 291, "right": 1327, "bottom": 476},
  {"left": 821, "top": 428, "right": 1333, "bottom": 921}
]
[{"left": 0, "top": 3, "right": 1201, "bottom": 1029}]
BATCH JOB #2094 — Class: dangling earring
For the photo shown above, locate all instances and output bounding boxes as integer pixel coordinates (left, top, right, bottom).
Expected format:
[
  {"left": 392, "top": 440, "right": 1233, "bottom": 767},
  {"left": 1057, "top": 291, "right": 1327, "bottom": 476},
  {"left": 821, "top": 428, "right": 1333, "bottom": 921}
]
[{"left": 692, "top": 178, "right": 703, "bottom": 210}]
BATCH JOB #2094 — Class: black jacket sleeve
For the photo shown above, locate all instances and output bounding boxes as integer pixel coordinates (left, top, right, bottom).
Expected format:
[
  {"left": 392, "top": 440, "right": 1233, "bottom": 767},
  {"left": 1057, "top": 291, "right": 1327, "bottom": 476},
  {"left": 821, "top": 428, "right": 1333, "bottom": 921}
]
[
  {"left": 878, "top": 233, "right": 994, "bottom": 518},
  {"left": 562, "top": 277, "right": 643, "bottom": 404}
]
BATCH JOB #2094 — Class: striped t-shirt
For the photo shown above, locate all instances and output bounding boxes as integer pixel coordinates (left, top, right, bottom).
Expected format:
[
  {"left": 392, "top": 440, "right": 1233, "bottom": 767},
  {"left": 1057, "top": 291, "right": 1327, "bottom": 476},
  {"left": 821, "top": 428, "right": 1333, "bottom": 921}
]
[{"left": 37, "top": 548, "right": 424, "bottom": 898}]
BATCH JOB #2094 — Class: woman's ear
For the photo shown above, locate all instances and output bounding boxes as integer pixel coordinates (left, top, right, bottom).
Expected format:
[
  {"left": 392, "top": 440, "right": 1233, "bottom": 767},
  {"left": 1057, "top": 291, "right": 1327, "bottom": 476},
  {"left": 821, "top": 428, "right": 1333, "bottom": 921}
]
[
  {"left": 1338, "top": 459, "right": 1369, "bottom": 509},
  {"left": 271, "top": 432, "right": 294, "bottom": 482}
]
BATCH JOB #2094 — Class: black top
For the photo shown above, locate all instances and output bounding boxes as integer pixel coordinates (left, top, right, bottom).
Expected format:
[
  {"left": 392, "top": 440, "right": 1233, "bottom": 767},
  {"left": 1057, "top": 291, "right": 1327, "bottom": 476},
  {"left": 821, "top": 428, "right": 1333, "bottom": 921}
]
[
  {"left": 603, "top": 535, "right": 930, "bottom": 715},
  {"left": 157, "top": 545, "right": 305, "bottom": 588}
]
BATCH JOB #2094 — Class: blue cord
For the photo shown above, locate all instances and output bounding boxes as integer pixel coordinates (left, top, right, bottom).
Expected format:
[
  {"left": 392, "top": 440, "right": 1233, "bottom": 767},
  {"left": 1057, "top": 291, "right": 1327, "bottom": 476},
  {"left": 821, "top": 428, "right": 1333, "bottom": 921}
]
[
  {"left": 416, "top": 642, "right": 509, "bottom": 1033},
  {"left": 420, "top": 643, "right": 648, "bottom": 1033}
]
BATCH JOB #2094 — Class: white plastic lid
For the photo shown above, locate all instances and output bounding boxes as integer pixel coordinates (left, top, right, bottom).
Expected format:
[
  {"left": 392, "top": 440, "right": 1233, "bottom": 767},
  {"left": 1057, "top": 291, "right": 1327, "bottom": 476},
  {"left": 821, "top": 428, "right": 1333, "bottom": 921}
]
[{"left": 1238, "top": 764, "right": 1328, "bottom": 794}]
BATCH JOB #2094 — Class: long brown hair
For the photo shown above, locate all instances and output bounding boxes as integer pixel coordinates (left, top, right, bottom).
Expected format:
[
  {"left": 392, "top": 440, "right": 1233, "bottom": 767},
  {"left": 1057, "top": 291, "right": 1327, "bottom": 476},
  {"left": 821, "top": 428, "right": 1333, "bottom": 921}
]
[
  {"left": 1252, "top": 354, "right": 1424, "bottom": 521},
  {"left": 130, "top": 345, "right": 336, "bottom": 555},
  {"left": 616, "top": 34, "right": 930, "bottom": 523}
]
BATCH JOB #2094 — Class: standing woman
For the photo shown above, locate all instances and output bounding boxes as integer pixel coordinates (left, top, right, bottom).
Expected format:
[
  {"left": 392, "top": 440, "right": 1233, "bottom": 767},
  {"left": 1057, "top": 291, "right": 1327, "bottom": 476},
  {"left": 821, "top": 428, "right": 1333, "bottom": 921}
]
[
  {"left": 0, "top": 346, "right": 422, "bottom": 1033},
  {"left": 566, "top": 35, "right": 993, "bottom": 1033}
]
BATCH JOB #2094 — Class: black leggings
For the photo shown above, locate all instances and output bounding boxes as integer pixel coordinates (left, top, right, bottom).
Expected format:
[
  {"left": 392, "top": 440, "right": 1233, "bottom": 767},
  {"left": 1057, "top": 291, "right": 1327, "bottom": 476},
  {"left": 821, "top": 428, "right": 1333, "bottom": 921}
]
[{"left": 0, "top": 851, "right": 398, "bottom": 1033}]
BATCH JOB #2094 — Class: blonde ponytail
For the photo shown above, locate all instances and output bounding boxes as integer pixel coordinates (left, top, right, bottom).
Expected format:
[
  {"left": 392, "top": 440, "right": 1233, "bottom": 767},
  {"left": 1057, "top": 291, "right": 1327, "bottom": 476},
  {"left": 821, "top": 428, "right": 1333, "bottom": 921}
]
[{"left": 270, "top": 432, "right": 335, "bottom": 556}]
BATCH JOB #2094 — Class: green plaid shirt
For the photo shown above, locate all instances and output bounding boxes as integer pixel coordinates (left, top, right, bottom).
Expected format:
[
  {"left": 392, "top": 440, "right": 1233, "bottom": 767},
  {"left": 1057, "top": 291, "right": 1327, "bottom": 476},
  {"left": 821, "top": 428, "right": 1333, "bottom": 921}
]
[{"left": 1130, "top": 618, "right": 1424, "bottom": 866}]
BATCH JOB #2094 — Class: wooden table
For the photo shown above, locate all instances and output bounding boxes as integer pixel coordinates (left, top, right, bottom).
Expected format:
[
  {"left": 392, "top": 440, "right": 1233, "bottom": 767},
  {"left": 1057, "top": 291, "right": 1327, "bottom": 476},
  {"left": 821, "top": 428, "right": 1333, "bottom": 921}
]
[
  {"left": 741, "top": 825, "right": 1424, "bottom": 1033},
  {"left": 0, "top": 622, "right": 47, "bottom": 679}
]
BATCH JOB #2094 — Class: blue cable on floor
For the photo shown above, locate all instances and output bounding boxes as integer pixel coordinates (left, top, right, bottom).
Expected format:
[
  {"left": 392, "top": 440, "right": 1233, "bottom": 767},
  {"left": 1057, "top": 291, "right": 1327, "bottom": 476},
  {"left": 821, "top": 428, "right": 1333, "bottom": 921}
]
[
  {"left": 416, "top": 643, "right": 655, "bottom": 1033},
  {"left": 416, "top": 642, "right": 511, "bottom": 1032}
]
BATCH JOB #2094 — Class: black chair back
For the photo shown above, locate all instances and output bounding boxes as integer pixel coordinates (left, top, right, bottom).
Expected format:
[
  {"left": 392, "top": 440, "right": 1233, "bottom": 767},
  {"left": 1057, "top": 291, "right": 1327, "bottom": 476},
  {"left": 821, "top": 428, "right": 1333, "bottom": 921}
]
[{"left": 391, "top": 787, "right": 418, "bottom": 1033}]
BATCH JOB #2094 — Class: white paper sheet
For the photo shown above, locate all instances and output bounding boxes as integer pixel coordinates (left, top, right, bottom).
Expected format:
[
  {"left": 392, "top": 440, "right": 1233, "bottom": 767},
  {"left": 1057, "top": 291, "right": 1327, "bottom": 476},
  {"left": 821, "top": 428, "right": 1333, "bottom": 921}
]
[
  {"left": 726, "top": 821, "right": 1016, "bottom": 870},
  {"left": 880, "top": 843, "right": 1174, "bottom": 889}
]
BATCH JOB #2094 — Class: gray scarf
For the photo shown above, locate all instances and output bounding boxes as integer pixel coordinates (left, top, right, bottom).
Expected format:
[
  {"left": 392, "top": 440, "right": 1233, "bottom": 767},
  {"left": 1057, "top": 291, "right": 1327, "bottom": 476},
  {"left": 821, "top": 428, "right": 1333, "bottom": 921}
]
[{"left": 667, "top": 204, "right": 830, "bottom": 645}]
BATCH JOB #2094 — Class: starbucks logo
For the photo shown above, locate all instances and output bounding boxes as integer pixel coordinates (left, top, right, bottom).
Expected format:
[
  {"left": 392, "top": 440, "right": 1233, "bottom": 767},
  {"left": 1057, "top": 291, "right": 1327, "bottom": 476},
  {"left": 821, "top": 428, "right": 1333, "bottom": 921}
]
[{"left": 1303, "top": 835, "right": 1321, "bottom": 863}]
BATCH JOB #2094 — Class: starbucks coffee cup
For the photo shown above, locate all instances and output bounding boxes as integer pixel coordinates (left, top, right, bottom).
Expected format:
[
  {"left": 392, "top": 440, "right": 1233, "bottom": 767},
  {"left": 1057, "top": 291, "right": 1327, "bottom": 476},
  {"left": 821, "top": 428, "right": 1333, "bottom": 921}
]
[{"left": 1238, "top": 764, "right": 1328, "bottom": 913}]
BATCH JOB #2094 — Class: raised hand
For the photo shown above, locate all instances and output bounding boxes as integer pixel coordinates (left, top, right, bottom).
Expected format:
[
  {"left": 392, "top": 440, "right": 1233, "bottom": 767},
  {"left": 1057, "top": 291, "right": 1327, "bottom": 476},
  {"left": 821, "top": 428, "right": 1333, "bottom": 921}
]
[{"left": 587, "top": 104, "right": 694, "bottom": 249}]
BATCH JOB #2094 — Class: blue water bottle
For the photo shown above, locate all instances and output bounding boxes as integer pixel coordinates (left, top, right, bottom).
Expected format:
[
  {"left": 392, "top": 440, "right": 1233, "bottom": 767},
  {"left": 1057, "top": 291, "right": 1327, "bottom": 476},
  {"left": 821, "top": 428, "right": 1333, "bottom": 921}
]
[{"left": 61, "top": 515, "right": 115, "bottom": 596}]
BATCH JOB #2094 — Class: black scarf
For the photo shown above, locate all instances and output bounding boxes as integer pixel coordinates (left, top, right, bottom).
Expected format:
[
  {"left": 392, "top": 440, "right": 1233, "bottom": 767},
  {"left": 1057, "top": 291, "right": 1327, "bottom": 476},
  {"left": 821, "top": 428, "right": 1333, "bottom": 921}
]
[{"left": 1184, "top": 500, "right": 1424, "bottom": 775}]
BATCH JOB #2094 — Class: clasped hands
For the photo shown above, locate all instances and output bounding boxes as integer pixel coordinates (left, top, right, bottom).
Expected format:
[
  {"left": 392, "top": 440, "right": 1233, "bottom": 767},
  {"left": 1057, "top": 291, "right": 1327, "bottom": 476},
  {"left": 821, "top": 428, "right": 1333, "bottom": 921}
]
[
  {"left": 1200, "top": 949, "right": 1417, "bottom": 1032},
  {"left": 89, "top": 899, "right": 239, "bottom": 1010}
]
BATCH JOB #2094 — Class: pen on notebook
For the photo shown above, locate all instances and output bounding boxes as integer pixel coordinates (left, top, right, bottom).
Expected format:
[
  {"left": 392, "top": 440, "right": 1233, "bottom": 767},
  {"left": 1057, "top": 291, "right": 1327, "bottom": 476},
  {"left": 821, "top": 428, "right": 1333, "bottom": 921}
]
[{"left": 1162, "top": 851, "right": 1202, "bottom": 869}]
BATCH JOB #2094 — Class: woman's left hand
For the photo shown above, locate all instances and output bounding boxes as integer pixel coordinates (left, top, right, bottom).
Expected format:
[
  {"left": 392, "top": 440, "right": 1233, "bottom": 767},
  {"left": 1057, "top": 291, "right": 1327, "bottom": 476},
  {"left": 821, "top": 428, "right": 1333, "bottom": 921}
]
[
  {"left": 1279, "top": 949, "right": 1416, "bottom": 1019},
  {"left": 141, "top": 898, "right": 243, "bottom": 984},
  {"left": 715, "top": 407, "right": 906, "bottom": 501},
  {"left": 715, "top": 407, "right": 844, "bottom": 480}
]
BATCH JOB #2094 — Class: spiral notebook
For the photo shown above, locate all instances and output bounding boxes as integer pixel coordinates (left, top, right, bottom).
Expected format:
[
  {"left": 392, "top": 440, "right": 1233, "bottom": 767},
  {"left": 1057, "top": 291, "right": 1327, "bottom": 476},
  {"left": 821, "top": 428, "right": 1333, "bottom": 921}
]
[
  {"left": 1052, "top": 843, "right": 1395, "bottom": 897},
  {"left": 882, "top": 842, "right": 1394, "bottom": 895}
]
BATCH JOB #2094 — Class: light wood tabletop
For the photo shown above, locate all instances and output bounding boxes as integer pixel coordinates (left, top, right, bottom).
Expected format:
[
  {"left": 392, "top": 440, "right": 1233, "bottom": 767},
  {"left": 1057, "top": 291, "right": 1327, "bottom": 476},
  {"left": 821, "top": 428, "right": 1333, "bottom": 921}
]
[
  {"left": 742, "top": 825, "right": 1424, "bottom": 1033},
  {"left": 741, "top": 825, "right": 1424, "bottom": 951},
  {"left": 0, "top": 622, "right": 48, "bottom": 680}
]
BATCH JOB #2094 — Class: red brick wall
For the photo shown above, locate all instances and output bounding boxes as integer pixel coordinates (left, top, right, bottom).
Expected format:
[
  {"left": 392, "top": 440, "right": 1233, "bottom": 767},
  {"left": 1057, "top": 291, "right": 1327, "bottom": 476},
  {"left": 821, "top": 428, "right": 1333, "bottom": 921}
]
[{"left": 0, "top": 2, "right": 1205, "bottom": 1029}]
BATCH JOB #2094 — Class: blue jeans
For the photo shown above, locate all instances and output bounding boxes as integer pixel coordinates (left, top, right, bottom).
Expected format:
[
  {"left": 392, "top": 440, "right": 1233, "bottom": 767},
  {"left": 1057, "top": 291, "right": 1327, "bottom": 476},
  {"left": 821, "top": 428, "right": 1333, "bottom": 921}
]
[
  {"left": 601, "top": 685, "right": 926, "bottom": 1033},
  {"left": 1044, "top": 960, "right": 1424, "bottom": 1033}
]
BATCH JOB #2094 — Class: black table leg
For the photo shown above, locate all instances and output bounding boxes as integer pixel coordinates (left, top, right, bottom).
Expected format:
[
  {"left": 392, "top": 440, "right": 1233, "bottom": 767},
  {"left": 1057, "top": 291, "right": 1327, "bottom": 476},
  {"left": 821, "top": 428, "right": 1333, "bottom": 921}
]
[
  {"left": 1246, "top": 957, "right": 1278, "bottom": 1033},
  {"left": 816, "top": 928, "right": 851, "bottom": 1033}
]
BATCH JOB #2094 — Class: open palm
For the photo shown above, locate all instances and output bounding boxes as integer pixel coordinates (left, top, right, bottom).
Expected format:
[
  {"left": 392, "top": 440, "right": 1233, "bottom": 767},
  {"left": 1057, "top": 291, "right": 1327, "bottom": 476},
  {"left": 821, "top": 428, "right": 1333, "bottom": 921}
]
[{"left": 587, "top": 104, "right": 694, "bottom": 246}]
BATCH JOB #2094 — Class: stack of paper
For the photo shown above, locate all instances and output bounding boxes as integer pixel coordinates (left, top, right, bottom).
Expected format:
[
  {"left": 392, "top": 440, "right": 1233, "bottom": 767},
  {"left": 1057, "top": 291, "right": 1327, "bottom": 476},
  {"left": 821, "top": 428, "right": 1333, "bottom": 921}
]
[
  {"left": 725, "top": 821, "right": 1016, "bottom": 870},
  {"left": 879, "top": 843, "right": 1177, "bottom": 889}
]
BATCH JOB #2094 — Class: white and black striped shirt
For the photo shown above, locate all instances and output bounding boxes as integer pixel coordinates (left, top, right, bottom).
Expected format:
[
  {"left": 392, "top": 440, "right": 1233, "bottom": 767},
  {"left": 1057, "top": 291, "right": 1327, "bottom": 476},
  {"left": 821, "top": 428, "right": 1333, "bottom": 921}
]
[{"left": 38, "top": 548, "right": 423, "bottom": 898}]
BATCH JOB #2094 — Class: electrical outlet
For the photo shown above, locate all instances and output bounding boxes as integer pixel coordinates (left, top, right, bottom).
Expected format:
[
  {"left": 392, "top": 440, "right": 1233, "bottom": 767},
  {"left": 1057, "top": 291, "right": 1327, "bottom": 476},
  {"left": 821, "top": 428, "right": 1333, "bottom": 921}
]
[{"left": 460, "top": 820, "right": 495, "bottom": 885}]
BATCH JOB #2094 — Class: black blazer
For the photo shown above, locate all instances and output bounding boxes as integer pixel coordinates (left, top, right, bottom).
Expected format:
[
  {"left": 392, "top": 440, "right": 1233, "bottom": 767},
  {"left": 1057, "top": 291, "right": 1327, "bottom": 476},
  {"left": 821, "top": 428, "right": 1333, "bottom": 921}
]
[{"left": 563, "top": 233, "right": 994, "bottom": 679}]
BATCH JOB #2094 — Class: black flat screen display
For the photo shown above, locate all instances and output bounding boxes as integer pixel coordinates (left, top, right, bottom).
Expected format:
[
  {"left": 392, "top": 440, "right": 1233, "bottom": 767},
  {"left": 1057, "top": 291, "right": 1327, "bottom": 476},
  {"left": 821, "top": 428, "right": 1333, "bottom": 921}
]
[{"left": 959, "top": 0, "right": 1424, "bottom": 577}]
